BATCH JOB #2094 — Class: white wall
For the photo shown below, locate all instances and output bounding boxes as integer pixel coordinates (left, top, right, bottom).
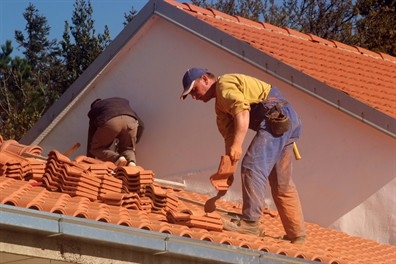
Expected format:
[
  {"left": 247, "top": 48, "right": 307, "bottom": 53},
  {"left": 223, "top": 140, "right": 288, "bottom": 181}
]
[{"left": 36, "top": 17, "right": 396, "bottom": 244}]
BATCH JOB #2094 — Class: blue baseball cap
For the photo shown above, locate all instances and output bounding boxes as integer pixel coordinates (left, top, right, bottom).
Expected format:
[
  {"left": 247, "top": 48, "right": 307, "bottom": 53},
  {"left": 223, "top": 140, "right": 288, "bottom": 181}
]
[{"left": 180, "top": 67, "right": 208, "bottom": 100}]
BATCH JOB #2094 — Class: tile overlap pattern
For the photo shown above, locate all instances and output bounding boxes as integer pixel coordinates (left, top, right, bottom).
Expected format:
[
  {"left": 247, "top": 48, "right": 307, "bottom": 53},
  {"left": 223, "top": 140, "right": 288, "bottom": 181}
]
[
  {"left": 2, "top": 2, "right": 395, "bottom": 262},
  {"left": 0, "top": 138, "right": 395, "bottom": 264}
]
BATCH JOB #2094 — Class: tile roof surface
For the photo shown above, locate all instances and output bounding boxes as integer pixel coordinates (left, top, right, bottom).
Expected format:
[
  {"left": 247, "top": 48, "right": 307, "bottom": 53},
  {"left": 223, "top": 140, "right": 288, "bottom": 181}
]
[
  {"left": 165, "top": 0, "right": 396, "bottom": 118},
  {"left": 1, "top": 137, "right": 395, "bottom": 264},
  {"left": 2, "top": 1, "right": 396, "bottom": 263}
]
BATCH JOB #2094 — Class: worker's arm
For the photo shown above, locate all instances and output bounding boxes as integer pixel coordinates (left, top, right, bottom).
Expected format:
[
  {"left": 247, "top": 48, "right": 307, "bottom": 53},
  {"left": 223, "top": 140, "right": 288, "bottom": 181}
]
[{"left": 228, "top": 109, "right": 249, "bottom": 162}]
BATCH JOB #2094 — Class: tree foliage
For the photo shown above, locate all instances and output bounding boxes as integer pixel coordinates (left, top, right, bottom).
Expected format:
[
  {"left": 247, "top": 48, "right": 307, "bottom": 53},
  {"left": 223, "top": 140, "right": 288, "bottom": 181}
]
[
  {"left": 354, "top": 0, "right": 396, "bottom": 55},
  {"left": 191, "top": 0, "right": 396, "bottom": 56},
  {"left": 0, "top": 0, "right": 113, "bottom": 140},
  {"left": 1, "top": 3, "right": 60, "bottom": 140},
  {"left": 191, "top": 0, "right": 264, "bottom": 20},
  {"left": 60, "top": 0, "right": 111, "bottom": 83},
  {"left": 0, "top": 41, "right": 41, "bottom": 140},
  {"left": 124, "top": 6, "right": 138, "bottom": 26},
  {"left": 14, "top": 3, "right": 65, "bottom": 108}
]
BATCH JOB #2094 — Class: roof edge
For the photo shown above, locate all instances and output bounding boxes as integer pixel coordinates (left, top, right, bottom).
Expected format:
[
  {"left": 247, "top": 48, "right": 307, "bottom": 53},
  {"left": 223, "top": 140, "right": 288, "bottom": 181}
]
[
  {"left": 158, "top": 0, "right": 396, "bottom": 138},
  {"left": 166, "top": 0, "right": 396, "bottom": 64},
  {"left": 19, "top": 1, "right": 158, "bottom": 146},
  {"left": 0, "top": 204, "right": 310, "bottom": 264},
  {"left": 20, "top": 0, "right": 396, "bottom": 146}
]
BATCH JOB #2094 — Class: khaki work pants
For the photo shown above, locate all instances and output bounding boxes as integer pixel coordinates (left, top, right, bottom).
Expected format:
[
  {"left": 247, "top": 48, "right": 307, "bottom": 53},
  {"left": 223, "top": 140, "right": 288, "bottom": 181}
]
[{"left": 90, "top": 115, "right": 139, "bottom": 163}]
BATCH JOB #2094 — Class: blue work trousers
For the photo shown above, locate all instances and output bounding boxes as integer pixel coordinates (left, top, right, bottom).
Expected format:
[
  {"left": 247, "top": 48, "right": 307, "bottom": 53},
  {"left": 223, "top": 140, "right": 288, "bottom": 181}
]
[{"left": 241, "top": 87, "right": 306, "bottom": 239}]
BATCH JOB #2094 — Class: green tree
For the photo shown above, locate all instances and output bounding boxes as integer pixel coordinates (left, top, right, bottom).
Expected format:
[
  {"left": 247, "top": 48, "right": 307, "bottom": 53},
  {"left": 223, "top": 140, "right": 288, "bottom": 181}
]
[
  {"left": 14, "top": 3, "right": 65, "bottom": 108},
  {"left": 60, "top": 0, "right": 111, "bottom": 83},
  {"left": 1, "top": 3, "right": 68, "bottom": 140},
  {"left": 275, "top": 0, "right": 356, "bottom": 43},
  {"left": 354, "top": 0, "right": 396, "bottom": 56},
  {"left": 0, "top": 41, "right": 41, "bottom": 140},
  {"left": 192, "top": 0, "right": 356, "bottom": 40},
  {"left": 191, "top": 0, "right": 264, "bottom": 20},
  {"left": 191, "top": 0, "right": 394, "bottom": 56},
  {"left": 1, "top": 0, "right": 121, "bottom": 140},
  {"left": 123, "top": 6, "right": 138, "bottom": 26}
]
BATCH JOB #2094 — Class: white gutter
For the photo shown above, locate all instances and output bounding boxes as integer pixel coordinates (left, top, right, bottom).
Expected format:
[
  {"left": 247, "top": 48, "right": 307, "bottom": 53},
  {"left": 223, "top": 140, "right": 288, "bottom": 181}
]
[{"left": 0, "top": 205, "right": 314, "bottom": 264}]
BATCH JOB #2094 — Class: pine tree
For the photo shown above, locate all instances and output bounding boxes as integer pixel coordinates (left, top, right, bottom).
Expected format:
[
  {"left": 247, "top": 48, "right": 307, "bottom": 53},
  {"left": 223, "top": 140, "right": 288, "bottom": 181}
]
[
  {"left": 191, "top": 0, "right": 394, "bottom": 56},
  {"left": 0, "top": 41, "right": 41, "bottom": 140},
  {"left": 123, "top": 6, "right": 138, "bottom": 26},
  {"left": 355, "top": 0, "right": 396, "bottom": 56},
  {"left": 14, "top": 3, "right": 65, "bottom": 108},
  {"left": 60, "top": 0, "right": 111, "bottom": 83}
]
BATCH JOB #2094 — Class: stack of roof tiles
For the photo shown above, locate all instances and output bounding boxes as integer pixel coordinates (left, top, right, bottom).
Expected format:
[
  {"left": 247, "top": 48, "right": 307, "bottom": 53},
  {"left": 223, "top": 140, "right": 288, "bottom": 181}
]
[
  {"left": 0, "top": 138, "right": 395, "bottom": 263},
  {"left": 0, "top": 137, "right": 45, "bottom": 181}
]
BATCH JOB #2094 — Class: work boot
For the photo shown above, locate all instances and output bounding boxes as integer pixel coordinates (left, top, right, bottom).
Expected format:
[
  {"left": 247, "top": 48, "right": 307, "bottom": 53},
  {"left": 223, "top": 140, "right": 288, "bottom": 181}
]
[
  {"left": 221, "top": 218, "right": 259, "bottom": 236},
  {"left": 115, "top": 156, "right": 127, "bottom": 166},
  {"left": 128, "top": 161, "right": 136, "bottom": 166}
]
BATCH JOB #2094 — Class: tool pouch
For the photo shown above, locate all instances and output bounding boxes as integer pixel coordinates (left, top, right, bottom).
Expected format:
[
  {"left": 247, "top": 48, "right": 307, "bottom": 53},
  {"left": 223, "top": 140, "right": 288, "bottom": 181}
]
[
  {"left": 249, "top": 101, "right": 291, "bottom": 136},
  {"left": 267, "top": 104, "right": 291, "bottom": 136}
]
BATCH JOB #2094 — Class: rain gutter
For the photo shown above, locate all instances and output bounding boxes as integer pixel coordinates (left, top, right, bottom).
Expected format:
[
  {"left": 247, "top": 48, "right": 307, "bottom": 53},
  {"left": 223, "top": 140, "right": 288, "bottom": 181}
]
[{"left": 0, "top": 205, "right": 314, "bottom": 264}]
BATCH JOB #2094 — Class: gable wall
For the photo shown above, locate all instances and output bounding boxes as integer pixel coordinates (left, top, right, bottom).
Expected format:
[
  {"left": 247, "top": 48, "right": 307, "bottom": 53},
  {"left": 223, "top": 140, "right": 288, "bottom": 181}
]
[{"left": 34, "top": 16, "right": 395, "bottom": 244}]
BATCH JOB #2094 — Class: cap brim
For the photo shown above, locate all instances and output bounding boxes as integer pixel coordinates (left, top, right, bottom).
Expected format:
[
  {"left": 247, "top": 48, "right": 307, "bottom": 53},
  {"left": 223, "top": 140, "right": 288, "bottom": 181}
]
[{"left": 179, "top": 80, "right": 196, "bottom": 100}]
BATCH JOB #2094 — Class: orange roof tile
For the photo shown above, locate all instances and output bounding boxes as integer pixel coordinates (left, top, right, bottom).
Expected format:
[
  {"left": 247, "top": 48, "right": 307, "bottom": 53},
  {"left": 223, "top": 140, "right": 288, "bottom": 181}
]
[
  {"left": 1, "top": 139, "right": 395, "bottom": 264},
  {"left": 165, "top": 0, "right": 396, "bottom": 119}
]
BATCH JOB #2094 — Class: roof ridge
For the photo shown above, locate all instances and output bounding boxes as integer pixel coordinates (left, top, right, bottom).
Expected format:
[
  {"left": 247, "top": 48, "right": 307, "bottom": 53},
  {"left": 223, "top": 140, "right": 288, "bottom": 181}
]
[{"left": 169, "top": 0, "right": 396, "bottom": 64}]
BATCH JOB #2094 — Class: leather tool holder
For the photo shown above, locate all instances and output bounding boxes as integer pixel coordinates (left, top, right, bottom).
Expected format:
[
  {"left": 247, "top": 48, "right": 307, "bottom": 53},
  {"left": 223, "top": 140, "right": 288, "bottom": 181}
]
[
  {"left": 267, "top": 104, "right": 291, "bottom": 136},
  {"left": 249, "top": 101, "right": 291, "bottom": 136}
]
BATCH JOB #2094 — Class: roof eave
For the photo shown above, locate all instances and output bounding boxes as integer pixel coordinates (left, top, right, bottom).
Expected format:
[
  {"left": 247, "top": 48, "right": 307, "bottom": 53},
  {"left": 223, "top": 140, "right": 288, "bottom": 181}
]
[
  {"left": 154, "top": 0, "right": 395, "bottom": 138},
  {"left": 0, "top": 204, "right": 311, "bottom": 264}
]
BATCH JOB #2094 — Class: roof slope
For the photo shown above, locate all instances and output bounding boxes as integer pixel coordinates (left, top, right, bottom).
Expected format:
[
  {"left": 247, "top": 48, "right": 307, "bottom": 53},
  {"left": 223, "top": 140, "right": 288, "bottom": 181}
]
[
  {"left": 1, "top": 138, "right": 395, "bottom": 264},
  {"left": 19, "top": 0, "right": 394, "bottom": 147},
  {"left": 167, "top": 0, "right": 395, "bottom": 119}
]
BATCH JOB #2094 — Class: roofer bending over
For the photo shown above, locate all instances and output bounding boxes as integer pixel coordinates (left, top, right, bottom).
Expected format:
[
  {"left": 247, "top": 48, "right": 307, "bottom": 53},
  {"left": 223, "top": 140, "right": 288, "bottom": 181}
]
[
  {"left": 179, "top": 67, "right": 306, "bottom": 244},
  {"left": 87, "top": 97, "right": 144, "bottom": 167}
]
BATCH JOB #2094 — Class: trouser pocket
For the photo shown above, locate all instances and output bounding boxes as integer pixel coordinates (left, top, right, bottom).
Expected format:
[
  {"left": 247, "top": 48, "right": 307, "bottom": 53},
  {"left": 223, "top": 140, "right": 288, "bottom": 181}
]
[{"left": 249, "top": 102, "right": 268, "bottom": 131}]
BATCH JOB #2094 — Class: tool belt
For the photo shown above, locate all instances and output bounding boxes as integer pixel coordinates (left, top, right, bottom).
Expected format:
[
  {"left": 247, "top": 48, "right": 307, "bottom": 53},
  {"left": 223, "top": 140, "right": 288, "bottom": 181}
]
[{"left": 249, "top": 101, "right": 291, "bottom": 136}]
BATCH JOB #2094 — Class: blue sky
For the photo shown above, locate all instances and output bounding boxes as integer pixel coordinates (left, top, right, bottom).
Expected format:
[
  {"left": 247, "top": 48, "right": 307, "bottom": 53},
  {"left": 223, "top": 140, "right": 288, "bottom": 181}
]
[{"left": 0, "top": 0, "right": 150, "bottom": 56}]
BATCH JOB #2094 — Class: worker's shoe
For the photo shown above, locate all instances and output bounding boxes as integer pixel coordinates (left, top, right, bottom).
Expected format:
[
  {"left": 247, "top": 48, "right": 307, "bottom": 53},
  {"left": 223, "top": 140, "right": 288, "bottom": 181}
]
[
  {"left": 221, "top": 218, "right": 259, "bottom": 236},
  {"left": 282, "top": 235, "right": 306, "bottom": 245},
  {"left": 115, "top": 156, "right": 127, "bottom": 166},
  {"left": 128, "top": 161, "right": 136, "bottom": 166}
]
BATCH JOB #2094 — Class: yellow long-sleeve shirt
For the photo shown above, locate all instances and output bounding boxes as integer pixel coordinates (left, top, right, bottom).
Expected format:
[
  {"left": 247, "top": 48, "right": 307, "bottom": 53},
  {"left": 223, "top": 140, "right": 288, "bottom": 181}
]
[{"left": 215, "top": 73, "right": 271, "bottom": 147}]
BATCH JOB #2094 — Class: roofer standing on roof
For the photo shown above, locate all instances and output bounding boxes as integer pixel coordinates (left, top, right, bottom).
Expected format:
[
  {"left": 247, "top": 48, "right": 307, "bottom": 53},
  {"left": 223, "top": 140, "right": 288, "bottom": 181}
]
[
  {"left": 87, "top": 97, "right": 144, "bottom": 167},
  {"left": 179, "top": 67, "right": 306, "bottom": 244}
]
